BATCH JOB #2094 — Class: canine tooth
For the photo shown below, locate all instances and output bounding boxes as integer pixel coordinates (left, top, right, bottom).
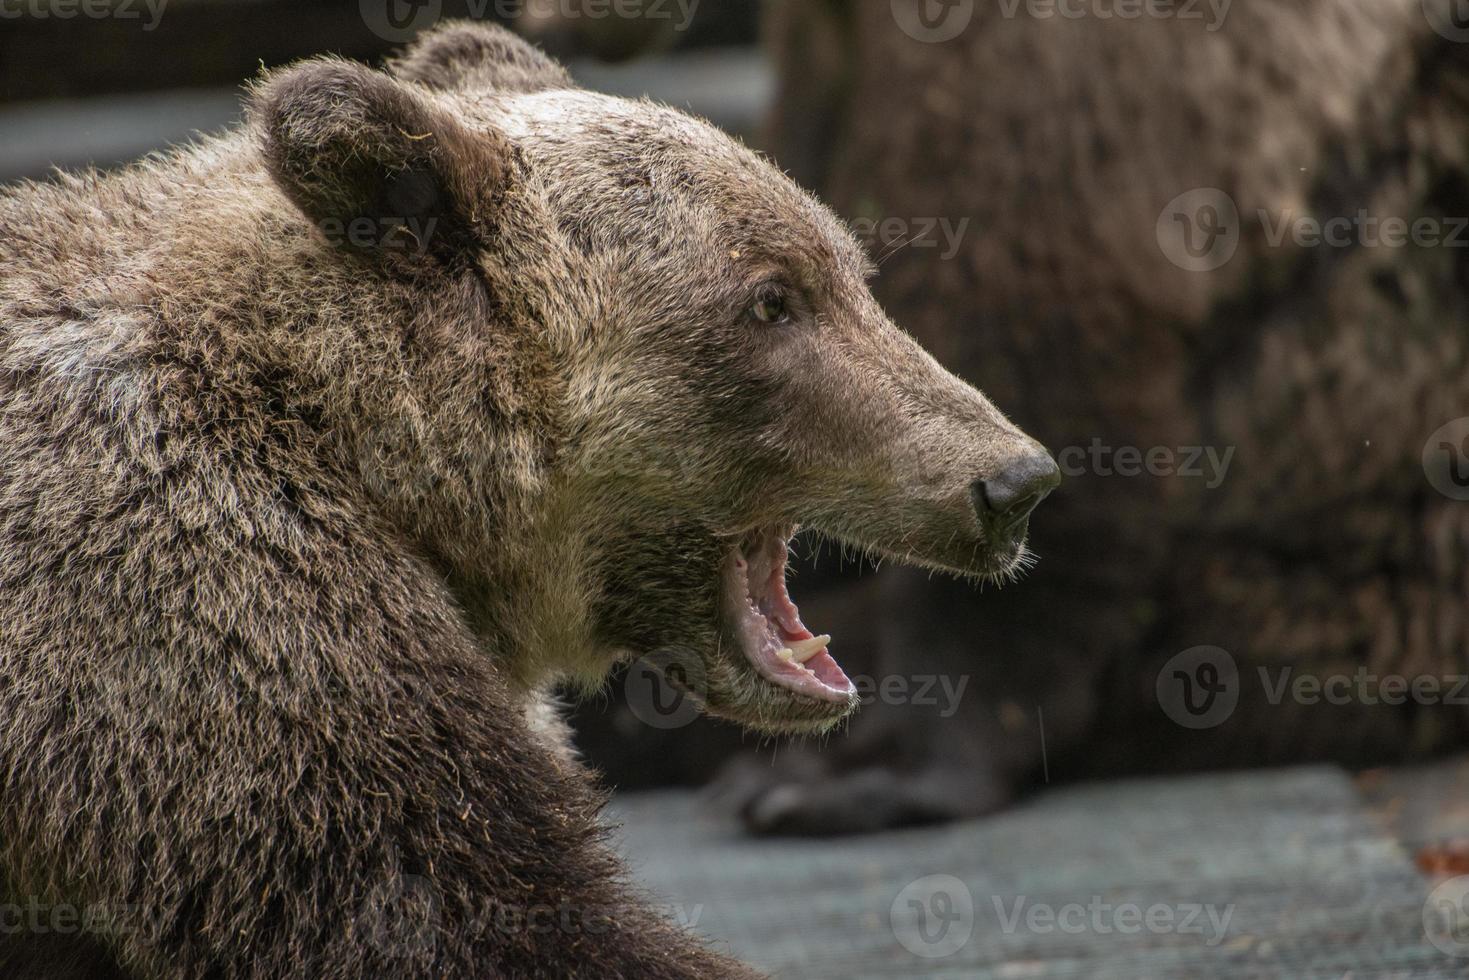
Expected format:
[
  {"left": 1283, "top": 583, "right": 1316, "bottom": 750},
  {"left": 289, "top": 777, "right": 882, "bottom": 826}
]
[
  {"left": 777, "top": 648, "right": 795, "bottom": 662},
  {"left": 787, "top": 635, "right": 832, "bottom": 663}
]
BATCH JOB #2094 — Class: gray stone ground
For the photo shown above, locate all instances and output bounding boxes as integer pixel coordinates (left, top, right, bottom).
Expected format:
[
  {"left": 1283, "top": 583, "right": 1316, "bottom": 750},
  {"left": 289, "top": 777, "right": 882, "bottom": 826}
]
[{"left": 611, "top": 763, "right": 1469, "bottom": 980}]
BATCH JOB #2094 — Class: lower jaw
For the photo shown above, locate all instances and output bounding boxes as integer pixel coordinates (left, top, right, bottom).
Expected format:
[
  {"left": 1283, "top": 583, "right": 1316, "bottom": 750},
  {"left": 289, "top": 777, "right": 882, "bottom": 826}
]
[
  {"left": 717, "top": 525, "right": 860, "bottom": 717},
  {"left": 701, "top": 663, "right": 860, "bottom": 735}
]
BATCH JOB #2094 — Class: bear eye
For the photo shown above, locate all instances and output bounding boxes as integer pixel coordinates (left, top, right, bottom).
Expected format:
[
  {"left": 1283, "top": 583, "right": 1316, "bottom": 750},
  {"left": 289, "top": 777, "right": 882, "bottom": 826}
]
[{"left": 749, "top": 290, "right": 790, "bottom": 325}]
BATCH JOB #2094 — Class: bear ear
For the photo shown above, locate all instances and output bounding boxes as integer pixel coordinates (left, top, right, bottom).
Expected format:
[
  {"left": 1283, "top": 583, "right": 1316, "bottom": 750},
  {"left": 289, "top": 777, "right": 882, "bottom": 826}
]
[
  {"left": 249, "top": 58, "right": 510, "bottom": 271},
  {"left": 387, "top": 21, "right": 573, "bottom": 94}
]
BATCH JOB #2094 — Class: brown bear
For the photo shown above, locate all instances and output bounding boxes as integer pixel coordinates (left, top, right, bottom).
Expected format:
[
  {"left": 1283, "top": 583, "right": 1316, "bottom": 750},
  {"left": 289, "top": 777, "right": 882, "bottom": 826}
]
[
  {"left": 0, "top": 20, "right": 1055, "bottom": 980},
  {"left": 711, "top": 0, "right": 1469, "bottom": 835}
]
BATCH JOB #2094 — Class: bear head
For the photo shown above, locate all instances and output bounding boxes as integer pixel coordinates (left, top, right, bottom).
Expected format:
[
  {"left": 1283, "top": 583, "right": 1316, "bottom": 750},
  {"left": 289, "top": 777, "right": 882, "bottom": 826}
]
[{"left": 248, "top": 22, "right": 1057, "bottom": 735}]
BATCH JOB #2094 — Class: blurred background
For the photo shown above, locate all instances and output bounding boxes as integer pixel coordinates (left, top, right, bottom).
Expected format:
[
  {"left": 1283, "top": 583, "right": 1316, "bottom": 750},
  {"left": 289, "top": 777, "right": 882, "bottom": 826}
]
[
  {"left": 8, "top": 1, "right": 1469, "bottom": 976},
  {"left": 0, "top": 0, "right": 764, "bottom": 180}
]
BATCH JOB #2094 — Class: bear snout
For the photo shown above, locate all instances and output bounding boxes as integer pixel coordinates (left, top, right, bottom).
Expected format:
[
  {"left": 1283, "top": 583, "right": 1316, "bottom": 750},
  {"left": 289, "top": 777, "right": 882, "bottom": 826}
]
[{"left": 970, "top": 448, "right": 1061, "bottom": 537}]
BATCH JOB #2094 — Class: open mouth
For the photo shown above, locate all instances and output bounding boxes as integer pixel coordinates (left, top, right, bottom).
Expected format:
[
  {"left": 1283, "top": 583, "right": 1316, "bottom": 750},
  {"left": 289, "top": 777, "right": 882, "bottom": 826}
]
[{"left": 724, "top": 525, "right": 856, "bottom": 704}]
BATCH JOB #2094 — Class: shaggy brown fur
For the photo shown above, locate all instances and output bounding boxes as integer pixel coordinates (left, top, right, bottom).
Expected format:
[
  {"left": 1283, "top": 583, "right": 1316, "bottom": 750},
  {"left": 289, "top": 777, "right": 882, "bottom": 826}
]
[
  {"left": 0, "top": 21, "right": 1053, "bottom": 979},
  {"left": 715, "top": 0, "right": 1469, "bottom": 834}
]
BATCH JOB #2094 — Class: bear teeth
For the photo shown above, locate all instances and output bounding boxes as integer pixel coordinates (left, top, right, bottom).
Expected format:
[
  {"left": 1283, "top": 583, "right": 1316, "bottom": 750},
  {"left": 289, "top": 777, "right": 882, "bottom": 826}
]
[{"left": 779, "top": 635, "right": 832, "bottom": 664}]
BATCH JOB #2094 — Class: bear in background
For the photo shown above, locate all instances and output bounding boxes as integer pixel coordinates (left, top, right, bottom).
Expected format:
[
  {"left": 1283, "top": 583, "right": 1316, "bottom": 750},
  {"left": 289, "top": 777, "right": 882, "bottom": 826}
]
[
  {"left": 707, "top": 0, "right": 1469, "bottom": 835},
  {"left": 0, "top": 21, "right": 1055, "bottom": 979}
]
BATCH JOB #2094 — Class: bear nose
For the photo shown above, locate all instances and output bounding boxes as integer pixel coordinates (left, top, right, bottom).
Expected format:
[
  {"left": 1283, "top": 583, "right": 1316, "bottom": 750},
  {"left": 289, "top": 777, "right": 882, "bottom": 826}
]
[{"left": 971, "top": 450, "right": 1061, "bottom": 532}]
